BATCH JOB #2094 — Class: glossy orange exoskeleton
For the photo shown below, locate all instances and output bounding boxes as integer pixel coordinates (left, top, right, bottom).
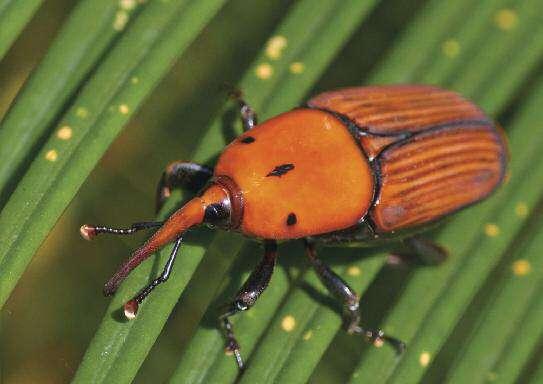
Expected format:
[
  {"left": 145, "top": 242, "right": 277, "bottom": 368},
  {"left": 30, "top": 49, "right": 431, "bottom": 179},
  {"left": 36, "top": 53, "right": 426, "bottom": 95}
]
[{"left": 81, "top": 85, "right": 508, "bottom": 369}]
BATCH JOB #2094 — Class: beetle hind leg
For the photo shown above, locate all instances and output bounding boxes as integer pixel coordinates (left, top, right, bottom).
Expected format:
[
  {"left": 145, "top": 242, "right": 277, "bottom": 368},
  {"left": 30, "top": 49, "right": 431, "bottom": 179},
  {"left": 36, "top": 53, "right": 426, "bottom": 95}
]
[
  {"left": 388, "top": 235, "right": 448, "bottom": 266},
  {"left": 304, "top": 240, "right": 406, "bottom": 354},
  {"left": 219, "top": 240, "right": 277, "bottom": 370},
  {"left": 403, "top": 236, "right": 448, "bottom": 265},
  {"left": 156, "top": 161, "right": 213, "bottom": 212}
]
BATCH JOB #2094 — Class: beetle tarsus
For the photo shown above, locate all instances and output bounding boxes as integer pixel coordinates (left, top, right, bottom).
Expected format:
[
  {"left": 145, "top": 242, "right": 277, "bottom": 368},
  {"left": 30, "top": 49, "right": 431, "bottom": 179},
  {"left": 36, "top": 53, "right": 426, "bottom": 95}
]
[
  {"left": 221, "top": 317, "right": 245, "bottom": 370},
  {"left": 225, "top": 86, "right": 258, "bottom": 131},
  {"left": 384, "top": 335, "right": 407, "bottom": 355},
  {"left": 349, "top": 325, "right": 406, "bottom": 355}
]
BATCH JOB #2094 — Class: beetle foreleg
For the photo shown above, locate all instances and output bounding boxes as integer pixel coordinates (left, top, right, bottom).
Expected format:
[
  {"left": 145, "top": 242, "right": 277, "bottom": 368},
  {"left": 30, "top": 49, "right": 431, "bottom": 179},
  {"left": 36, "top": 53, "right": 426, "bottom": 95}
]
[
  {"left": 219, "top": 240, "right": 277, "bottom": 371},
  {"left": 123, "top": 236, "right": 183, "bottom": 319},
  {"left": 304, "top": 240, "right": 406, "bottom": 354},
  {"left": 156, "top": 161, "right": 213, "bottom": 212},
  {"left": 227, "top": 88, "right": 258, "bottom": 131}
]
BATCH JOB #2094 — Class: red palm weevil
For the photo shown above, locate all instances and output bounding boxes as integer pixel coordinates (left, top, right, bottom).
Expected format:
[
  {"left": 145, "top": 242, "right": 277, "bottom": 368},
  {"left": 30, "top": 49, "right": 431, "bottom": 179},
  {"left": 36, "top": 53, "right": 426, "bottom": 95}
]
[{"left": 81, "top": 85, "right": 508, "bottom": 370}]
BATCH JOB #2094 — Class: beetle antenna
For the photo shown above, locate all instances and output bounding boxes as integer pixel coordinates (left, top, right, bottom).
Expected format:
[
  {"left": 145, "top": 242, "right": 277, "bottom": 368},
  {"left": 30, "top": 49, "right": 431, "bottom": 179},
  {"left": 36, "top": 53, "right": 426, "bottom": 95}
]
[
  {"left": 102, "top": 196, "right": 205, "bottom": 296},
  {"left": 80, "top": 221, "right": 163, "bottom": 241},
  {"left": 99, "top": 183, "right": 231, "bottom": 301}
]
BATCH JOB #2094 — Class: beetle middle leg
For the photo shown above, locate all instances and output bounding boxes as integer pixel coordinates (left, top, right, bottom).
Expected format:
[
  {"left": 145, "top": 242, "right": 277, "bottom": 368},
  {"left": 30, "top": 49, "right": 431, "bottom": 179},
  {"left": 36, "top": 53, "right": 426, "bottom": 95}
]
[
  {"left": 219, "top": 240, "right": 277, "bottom": 370},
  {"left": 304, "top": 239, "right": 406, "bottom": 354},
  {"left": 156, "top": 161, "right": 213, "bottom": 212}
]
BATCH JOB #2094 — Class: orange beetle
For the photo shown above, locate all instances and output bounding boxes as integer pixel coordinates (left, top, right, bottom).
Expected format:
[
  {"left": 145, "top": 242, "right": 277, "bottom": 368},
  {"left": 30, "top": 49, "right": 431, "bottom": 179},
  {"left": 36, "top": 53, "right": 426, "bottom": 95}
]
[{"left": 81, "top": 85, "right": 508, "bottom": 369}]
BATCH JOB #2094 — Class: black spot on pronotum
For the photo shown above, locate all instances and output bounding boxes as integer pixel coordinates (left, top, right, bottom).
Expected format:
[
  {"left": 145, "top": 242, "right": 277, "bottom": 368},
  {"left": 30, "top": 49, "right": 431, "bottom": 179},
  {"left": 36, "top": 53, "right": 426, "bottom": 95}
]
[
  {"left": 267, "top": 163, "right": 294, "bottom": 177},
  {"left": 240, "top": 136, "right": 255, "bottom": 144},
  {"left": 286, "top": 213, "right": 297, "bottom": 226}
]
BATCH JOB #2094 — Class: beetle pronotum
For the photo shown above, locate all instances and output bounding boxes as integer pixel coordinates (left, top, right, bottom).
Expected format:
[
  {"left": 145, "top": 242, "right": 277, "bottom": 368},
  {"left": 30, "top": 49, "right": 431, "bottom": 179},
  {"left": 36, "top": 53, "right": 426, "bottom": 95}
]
[{"left": 81, "top": 85, "right": 508, "bottom": 370}]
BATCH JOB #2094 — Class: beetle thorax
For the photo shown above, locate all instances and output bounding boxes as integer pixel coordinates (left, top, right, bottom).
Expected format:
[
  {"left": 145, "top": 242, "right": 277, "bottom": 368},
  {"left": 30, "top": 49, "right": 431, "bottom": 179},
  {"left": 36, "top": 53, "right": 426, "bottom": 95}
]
[{"left": 213, "top": 109, "right": 374, "bottom": 240}]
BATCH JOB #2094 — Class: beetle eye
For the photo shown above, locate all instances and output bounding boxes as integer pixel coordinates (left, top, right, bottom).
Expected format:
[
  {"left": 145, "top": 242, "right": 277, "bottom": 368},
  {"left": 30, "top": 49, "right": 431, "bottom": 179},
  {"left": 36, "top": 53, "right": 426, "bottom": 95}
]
[{"left": 204, "top": 203, "right": 231, "bottom": 229}]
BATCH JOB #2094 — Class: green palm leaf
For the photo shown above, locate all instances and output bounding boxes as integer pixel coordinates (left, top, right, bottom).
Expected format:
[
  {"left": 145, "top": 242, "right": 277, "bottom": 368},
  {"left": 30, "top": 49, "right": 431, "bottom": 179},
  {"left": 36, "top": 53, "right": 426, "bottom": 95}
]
[{"left": 1, "top": 1, "right": 543, "bottom": 383}]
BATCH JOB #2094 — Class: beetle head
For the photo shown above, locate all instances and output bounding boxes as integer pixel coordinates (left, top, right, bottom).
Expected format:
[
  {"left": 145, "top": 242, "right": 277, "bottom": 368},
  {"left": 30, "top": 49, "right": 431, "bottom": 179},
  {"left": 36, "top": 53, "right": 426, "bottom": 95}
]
[{"left": 201, "top": 176, "right": 243, "bottom": 230}]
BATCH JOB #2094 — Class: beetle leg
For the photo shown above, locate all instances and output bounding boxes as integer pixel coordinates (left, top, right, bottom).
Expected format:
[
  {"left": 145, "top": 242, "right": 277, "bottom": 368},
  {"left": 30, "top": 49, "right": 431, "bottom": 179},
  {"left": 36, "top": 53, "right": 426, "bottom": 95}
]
[
  {"left": 122, "top": 236, "right": 183, "bottom": 319},
  {"left": 156, "top": 161, "right": 213, "bottom": 213},
  {"left": 228, "top": 88, "right": 258, "bottom": 131},
  {"left": 80, "top": 221, "right": 163, "bottom": 241},
  {"left": 219, "top": 240, "right": 277, "bottom": 371},
  {"left": 304, "top": 239, "right": 406, "bottom": 354},
  {"left": 388, "top": 235, "right": 448, "bottom": 266}
]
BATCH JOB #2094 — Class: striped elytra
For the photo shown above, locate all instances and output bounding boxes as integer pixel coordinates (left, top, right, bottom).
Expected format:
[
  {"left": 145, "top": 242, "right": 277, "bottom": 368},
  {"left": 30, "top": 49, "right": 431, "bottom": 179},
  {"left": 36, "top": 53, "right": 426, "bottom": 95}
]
[{"left": 370, "top": 123, "right": 505, "bottom": 232}]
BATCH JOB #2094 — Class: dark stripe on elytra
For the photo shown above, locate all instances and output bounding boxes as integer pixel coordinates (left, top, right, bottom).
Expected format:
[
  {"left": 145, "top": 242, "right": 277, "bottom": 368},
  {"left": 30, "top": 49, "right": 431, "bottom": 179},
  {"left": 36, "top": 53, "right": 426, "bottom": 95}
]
[
  {"left": 240, "top": 136, "right": 255, "bottom": 143},
  {"left": 267, "top": 163, "right": 294, "bottom": 177},
  {"left": 286, "top": 213, "right": 297, "bottom": 226}
]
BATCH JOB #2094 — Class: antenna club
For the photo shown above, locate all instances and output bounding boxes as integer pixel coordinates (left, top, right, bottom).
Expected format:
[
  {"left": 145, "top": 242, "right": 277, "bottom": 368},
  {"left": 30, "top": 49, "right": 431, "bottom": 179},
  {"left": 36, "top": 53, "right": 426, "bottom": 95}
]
[
  {"left": 80, "top": 224, "right": 96, "bottom": 241},
  {"left": 124, "top": 299, "right": 138, "bottom": 320}
]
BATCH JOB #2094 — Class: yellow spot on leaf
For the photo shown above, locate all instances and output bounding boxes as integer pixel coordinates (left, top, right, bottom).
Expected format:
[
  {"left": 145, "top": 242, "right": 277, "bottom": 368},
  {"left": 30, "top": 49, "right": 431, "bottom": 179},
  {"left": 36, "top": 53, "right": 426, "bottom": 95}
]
[
  {"left": 266, "top": 35, "right": 287, "bottom": 59},
  {"left": 302, "top": 330, "right": 313, "bottom": 340},
  {"left": 113, "top": 10, "right": 129, "bottom": 31},
  {"left": 119, "top": 104, "right": 130, "bottom": 114},
  {"left": 57, "top": 126, "right": 73, "bottom": 140},
  {"left": 487, "top": 371, "right": 498, "bottom": 381},
  {"left": 131, "top": 76, "right": 139, "bottom": 84},
  {"left": 512, "top": 259, "right": 531, "bottom": 276},
  {"left": 76, "top": 107, "right": 89, "bottom": 119},
  {"left": 255, "top": 63, "right": 273, "bottom": 80},
  {"left": 442, "top": 39, "right": 460, "bottom": 58},
  {"left": 45, "top": 150, "right": 58, "bottom": 162},
  {"left": 120, "top": 0, "right": 136, "bottom": 10},
  {"left": 495, "top": 9, "right": 518, "bottom": 31},
  {"left": 484, "top": 223, "right": 500, "bottom": 237},
  {"left": 419, "top": 351, "right": 431, "bottom": 367},
  {"left": 347, "top": 266, "right": 361, "bottom": 277},
  {"left": 515, "top": 202, "right": 528, "bottom": 218},
  {"left": 289, "top": 62, "right": 305, "bottom": 74},
  {"left": 281, "top": 315, "right": 296, "bottom": 332}
]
